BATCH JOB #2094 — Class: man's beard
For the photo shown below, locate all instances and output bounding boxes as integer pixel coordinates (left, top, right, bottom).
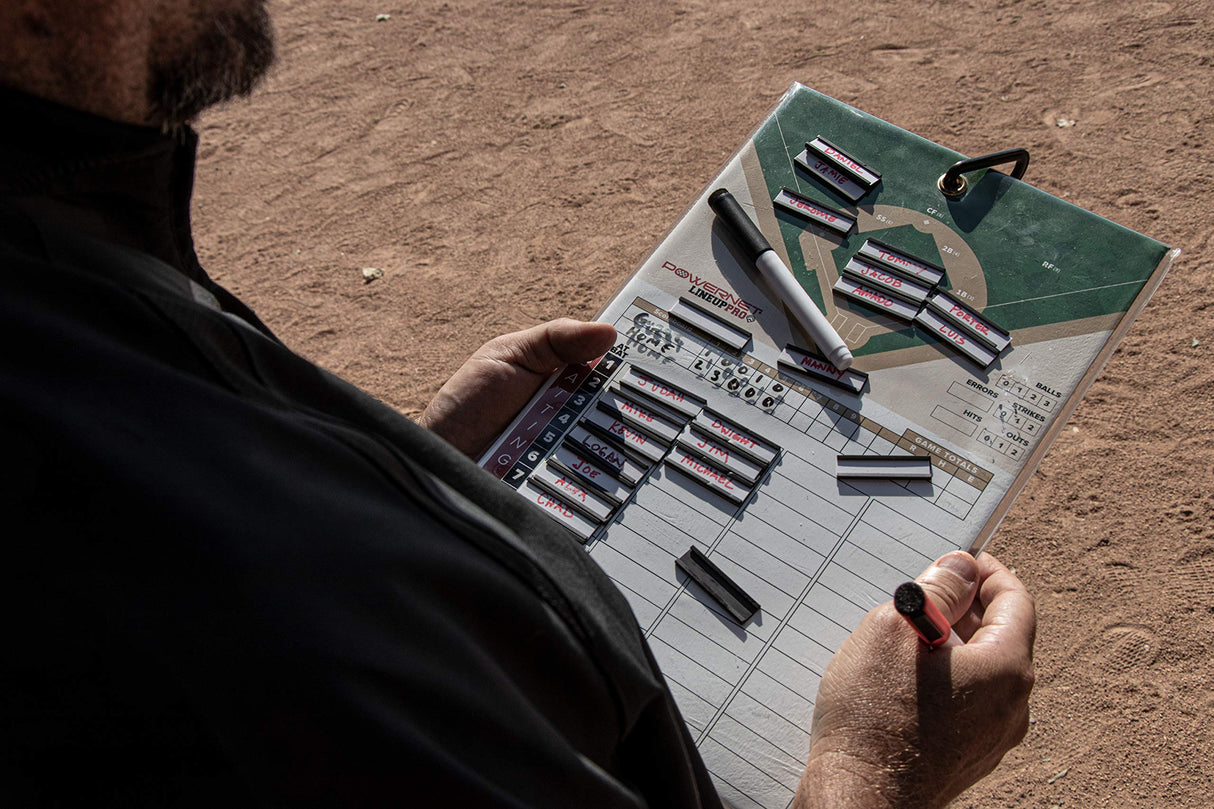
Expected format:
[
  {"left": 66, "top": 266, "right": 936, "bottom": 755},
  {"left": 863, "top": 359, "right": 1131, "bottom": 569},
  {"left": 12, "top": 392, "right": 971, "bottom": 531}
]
[{"left": 148, "top": 2, "right": 275, "bottom": 128}]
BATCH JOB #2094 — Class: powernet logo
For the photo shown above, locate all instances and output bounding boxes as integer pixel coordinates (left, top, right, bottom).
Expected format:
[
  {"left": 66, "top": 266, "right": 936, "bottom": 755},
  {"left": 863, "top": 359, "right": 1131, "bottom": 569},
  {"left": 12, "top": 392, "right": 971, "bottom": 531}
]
[{"left": 661, "top": 260, "right": 762, "bottom": 323}]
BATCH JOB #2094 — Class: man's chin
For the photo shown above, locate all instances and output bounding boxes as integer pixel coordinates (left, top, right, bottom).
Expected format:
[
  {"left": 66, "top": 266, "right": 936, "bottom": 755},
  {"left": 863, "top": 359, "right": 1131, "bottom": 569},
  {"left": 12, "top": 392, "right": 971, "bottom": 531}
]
[{"left": 148, "top": 2, "right": 276, "bottom": 127}]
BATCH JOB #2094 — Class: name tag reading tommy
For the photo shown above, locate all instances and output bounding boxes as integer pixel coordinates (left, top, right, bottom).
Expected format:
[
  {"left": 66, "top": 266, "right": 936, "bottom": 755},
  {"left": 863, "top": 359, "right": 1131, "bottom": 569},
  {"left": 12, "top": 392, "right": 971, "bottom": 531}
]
[{"left": 856, "top": 239, "right": 946, "bottom": 287}]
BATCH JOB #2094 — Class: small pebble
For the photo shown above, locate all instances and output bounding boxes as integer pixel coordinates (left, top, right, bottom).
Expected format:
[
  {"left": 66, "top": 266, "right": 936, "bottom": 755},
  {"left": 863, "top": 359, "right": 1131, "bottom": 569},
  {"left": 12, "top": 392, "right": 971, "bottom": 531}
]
[
  {"left": 376, "top": 13, "right": 391, "bottom": 22},
  {"left": 362, "top": 267, "right": 384, "bottom": 283}
]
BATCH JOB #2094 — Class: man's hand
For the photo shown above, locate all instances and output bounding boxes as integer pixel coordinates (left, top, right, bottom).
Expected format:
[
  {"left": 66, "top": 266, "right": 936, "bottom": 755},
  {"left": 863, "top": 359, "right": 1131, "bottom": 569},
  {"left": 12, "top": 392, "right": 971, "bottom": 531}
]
[
  {"left": 795, "top": 551, "right": 1035, "bottom": 809},
  {"left": 418, "top": 318, "right": 618, "bottom": 458}
]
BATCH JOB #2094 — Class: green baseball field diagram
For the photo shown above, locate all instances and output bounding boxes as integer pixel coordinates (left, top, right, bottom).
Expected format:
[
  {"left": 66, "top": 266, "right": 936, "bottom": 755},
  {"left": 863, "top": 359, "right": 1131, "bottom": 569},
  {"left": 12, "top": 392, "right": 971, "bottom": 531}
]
[{"left": 744, "top": 85, "right": 1171, "bottom": 361}]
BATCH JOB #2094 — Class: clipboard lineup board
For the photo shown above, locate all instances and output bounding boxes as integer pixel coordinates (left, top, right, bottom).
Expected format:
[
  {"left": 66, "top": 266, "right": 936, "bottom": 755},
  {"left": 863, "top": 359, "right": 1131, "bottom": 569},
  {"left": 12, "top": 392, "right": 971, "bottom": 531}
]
[{"left": 479, "top": 84, "right": 1176, "bottom": 809}]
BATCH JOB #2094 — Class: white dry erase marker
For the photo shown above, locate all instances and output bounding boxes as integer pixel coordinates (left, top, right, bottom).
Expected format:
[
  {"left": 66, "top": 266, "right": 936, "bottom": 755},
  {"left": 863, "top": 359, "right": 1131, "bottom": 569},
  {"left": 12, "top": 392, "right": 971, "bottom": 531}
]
[{"left": 708, "top": 189, "right": 853, "bottom": 370}]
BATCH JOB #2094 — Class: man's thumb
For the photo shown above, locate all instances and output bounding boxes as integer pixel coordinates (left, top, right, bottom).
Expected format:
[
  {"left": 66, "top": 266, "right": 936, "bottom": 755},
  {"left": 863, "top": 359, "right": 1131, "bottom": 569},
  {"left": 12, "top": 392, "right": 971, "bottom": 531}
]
[{"left": 914, "top": 551, "right": 980, "bottom": 626}]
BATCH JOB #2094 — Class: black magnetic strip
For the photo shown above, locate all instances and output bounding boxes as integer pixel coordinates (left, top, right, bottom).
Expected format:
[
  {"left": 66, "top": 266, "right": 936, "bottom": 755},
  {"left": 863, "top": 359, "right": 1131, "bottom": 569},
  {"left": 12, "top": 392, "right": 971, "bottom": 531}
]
[{"left": 676, "top": 546, "right": 760, "bottom": 625}]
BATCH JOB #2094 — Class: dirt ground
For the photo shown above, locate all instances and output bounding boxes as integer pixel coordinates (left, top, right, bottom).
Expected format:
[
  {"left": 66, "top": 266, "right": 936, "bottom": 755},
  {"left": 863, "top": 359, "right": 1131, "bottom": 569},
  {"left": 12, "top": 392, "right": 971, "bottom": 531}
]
[{"left": 191, "top": 0, "right": 1213, "bottom": 805}]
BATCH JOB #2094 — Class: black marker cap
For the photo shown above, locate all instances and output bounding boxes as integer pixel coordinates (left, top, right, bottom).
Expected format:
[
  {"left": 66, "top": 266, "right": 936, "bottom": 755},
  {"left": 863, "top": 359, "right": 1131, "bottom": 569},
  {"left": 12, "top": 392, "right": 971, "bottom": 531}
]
[{"left": 708, "top": 188, "right": 773, "bottom": 262}]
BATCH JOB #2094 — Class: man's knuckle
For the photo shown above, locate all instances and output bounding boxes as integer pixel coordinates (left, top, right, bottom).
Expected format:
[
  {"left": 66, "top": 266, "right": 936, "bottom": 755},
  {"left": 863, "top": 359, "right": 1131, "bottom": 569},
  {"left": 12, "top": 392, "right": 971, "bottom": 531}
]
[{"left": 1016, "top": 662, "right": 1036, "bottom": 696}]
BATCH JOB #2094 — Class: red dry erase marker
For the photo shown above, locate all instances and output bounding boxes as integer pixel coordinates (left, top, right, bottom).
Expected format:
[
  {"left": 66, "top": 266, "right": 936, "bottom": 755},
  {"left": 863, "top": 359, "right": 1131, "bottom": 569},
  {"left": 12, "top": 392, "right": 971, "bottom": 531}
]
[{"left": 894, "top": 581, "right": 961, "bottom": 648}]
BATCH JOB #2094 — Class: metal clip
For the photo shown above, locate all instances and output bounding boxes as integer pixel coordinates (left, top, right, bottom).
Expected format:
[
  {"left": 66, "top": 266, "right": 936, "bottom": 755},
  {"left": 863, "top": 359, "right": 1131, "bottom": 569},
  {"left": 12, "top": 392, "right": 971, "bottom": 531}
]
[{"left": 937, "top": 148, "right": 1030, "bottom": 198}]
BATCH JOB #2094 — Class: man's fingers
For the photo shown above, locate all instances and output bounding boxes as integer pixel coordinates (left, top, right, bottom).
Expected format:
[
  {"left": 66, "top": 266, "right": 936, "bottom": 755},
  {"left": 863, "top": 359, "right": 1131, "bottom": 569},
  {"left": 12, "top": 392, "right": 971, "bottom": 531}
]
[
  {"left": 913, "top": 551, "right": 980, "bottom": 627},
  {"left": 483, "top": 319, "right": 617, "bottom": 375},
  {"left": 965, "top": 556, "right": 1036, "bottom": 655}
]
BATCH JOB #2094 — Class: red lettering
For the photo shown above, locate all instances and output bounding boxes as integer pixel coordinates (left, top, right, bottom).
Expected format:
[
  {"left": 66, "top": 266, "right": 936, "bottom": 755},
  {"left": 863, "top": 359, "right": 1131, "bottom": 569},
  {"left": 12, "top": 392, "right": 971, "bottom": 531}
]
[
  {"left": 536, "top": 493, "right": 574, "bottom": 518},
  {"left": 678, "top": 454, "right": 736, "bottom": 490},
  {"left": 948, "top": 304, "right": 991, "bottom": 335},
  {"left": 789, "top": 197, "right": 837, "bottom": 222},
  {"left": 609, "top": 421, "right": 647, "bottom": 445},
  {"left": 639, "top": 376, "right": 685, "bottom": 403},
  {"left": 937, "top": 324, "right": 966, "bottom": 345},
  {"left": 858, "top": 265, "right": 901, "bottom": 287},
  {"left": 798, "top": 355, "right": 846, "bottom": 380},
  {"left": 696, "top": 438, "right": 730, "bottom": 461},
  {"left": 855, "top": 287, "right": 894, "bottom": 307},
  {"left": 824, "top": 145, "right": 866, "bottom": 176},
  {"left": 710, "top": 418, "right": 758, "bottom": 448},
  {"left": 813, "top": 160, "right": 848, "bottom": 187},
  {"left": 620, "top": 401, "right": 655, "bottom": 423},
  {"left": 554, "top": 476, "right": 587, "bottom": 502}
]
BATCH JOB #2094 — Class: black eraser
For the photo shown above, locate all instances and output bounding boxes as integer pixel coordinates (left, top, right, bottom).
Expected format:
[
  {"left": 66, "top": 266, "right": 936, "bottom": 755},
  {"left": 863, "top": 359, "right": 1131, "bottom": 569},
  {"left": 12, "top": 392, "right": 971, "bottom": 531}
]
[
  {"left": 894, "top": 581, "right": 926, "bottom": 616},
  {"left": 708, "top": 188, "right": 772, "bottom": 262}
]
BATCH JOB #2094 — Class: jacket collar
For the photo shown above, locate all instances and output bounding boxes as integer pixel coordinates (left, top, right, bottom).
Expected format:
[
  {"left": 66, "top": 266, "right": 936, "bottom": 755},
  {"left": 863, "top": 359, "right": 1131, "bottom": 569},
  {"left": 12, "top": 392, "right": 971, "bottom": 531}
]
[{"left": 1, "top": 86, "right": 276, "bottom": 338}]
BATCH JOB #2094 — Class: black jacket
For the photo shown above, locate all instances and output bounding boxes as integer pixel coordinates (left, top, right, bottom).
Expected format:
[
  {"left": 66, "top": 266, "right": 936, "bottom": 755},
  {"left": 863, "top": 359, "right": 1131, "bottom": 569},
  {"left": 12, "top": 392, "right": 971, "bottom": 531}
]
[{"left": 0, "top": 88, "right": 720, "bottom": 808}]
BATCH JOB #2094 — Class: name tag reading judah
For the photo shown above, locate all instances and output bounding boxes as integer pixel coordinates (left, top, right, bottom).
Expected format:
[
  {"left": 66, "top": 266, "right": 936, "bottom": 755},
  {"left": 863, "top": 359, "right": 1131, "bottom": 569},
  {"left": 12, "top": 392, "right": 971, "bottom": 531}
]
[
  {"left": 856, "top": 238, "right": 946, "bottom": 287},
  {"left": 772, "top": 187, "right": 855, "bottom": 236},
  {"left": 833, "top": 275, "right": 921, "bottom": 321},
  {"left": 618, "top": 365, "right": 706, "bottom": 419}
]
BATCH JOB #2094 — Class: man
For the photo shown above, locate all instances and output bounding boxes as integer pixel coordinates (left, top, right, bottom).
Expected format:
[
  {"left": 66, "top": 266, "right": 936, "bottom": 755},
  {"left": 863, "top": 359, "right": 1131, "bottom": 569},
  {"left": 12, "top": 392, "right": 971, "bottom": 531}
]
[{"left": 0, "top": 2, "right": 1035, "bottom": 806}]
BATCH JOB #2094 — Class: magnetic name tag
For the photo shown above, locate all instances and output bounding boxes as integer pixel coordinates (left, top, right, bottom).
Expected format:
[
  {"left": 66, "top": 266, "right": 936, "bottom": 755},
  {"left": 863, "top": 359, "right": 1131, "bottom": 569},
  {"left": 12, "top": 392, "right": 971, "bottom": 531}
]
[
  {"left": 665, "top": 447, "right": 750, "bottom": 505},
  {"left": 580, "top": 409, "right": 668, "bottom": 462},
  {"left": 807, "top": 137, "right": 881, "bottom": 188},
  {"left": 925, "top": 290, "right": 1011, "bottom": 353},
  {"left": 856, "top": 239, "right": 946, "bottom": 288},
  {"left": 531, "top": 465, "right": 616, "bottom": 522},
  {"left": 549, "top": 446, "right": 631, "bottom": 503},
  {"left": 564, "top": 425, "right": 650, "bottom": 484},
  {"left": 779, "top": 345, "right": 869, "bottom": 395},
  {"left": 618, "top": 365, "right": 706, "bottom": 419},
  {"left": 842, "top": 257, "right": 933, "bottom": 304},
  {"left": 676, "top": 546, "right": 760, "bottom": 625},
  {"left": 836, "top": 454, "right": 933, "bottom": 480},
  {"left": 677, "top": 430, "right": 765, "bottom": 486},
  {"left": 522, "top": 480, "right": 598, "bottom": 541},
  {"left": 833, "top": 275, "right": 921, "bottom": 321},
  {"left": 794, "top": 138, "right": 880, "bottom": 202},
  {"left": 772, "top": 187, "right": 855, "bottom": 236},
  {"left": 915, "top": 306, "right": 1000, "bottom": 368},
  {"left": 669, "top": 299, "right": 751, "bottom": 351},
  {"left": 691, "top": 411, "right": 779, "bottom": 467},
  {"left": 596, "top": 391, "right": 684, "bottom": 443}
]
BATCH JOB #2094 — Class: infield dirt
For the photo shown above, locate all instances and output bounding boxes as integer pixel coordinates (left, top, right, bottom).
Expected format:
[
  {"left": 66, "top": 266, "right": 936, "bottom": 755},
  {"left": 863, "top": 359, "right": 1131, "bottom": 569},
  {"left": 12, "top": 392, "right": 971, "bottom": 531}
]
[{"left": 193, "top": 2, "right": 1214, "bottom": 805}]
